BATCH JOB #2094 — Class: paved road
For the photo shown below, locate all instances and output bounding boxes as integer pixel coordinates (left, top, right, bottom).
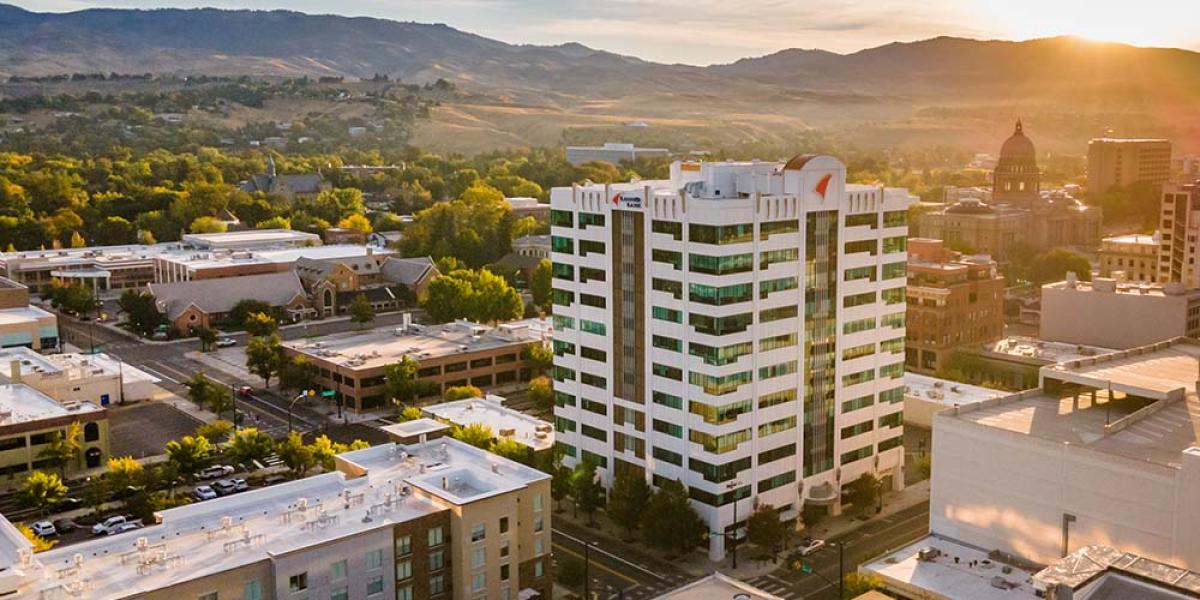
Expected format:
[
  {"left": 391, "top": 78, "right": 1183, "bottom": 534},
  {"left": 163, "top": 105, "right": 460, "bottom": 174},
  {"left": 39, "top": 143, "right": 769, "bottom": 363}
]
[
  {"left": 552, "top": 520, "right": 695, "bottom": 600},
  {"left": 744, "top": 501, "right": 930, "bottom": 600}
]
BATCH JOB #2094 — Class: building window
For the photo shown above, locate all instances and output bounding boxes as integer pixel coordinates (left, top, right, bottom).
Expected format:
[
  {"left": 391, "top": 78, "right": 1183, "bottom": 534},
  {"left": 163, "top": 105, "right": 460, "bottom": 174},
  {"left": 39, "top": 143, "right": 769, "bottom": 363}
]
[
  {"left": 198, "top": 594, "right": 218, "bottom": 600},
  {"left": 500, "top": 540, "right": 510, "bottom": 558},
  {"left": 288, "top": 572, "right": 308, "bottom": 593},
  {"left": 430, "top": 575, "right": 446, "bottom": 595},
  {"left": 429, "top": 550, "right": 445, "bottom": 571},
  {"left": 472, "top": 573, "right": 486, "bottom": 592},
  {"left": 330, "top": 559, "right": 348, "bottom": 582},
  {"left": 243, "top": 581, "right": 262, "bottom": 600},
  {"left": 533, "top": 493, "right": 544, "bottom": 511},
  {"left": 396, "top": 586, "right": 413, "bottom": 600},
  {"left": 535, "top": 538, "right": 545, "bottom": 556},
  {"left": 366, "top": 549, "right": 384, "bottom": 570},
  {"left": 366, "top": 575, "right": 383, "bottom": 597},
  {"left": 500, "top": 516, "right": 509, "bottom": 534},
  {"left": 428, "top": 526, "right": 444, "bottom": 547},
  {"left": 471, "top": 523, "right": 486, "bottom": 542},
  {"left": 330, "top": 587, "right": 348, "bottom": 600},
  {"left": 397, "top": 559, "right": 413, "bottom": 581},
  {"left": 534, "top": 560, "right": 544, "bottom": 577}
]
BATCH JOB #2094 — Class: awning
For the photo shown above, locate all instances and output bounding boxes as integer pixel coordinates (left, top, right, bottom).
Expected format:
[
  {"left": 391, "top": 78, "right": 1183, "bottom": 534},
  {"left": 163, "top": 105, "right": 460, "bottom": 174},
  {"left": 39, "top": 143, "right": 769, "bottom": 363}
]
[
  {"left": 517, "top": 588, "right": 541, "bottom": 600},
  {"left": 806, "top": 481, "right": 839, "bottom": 506}
]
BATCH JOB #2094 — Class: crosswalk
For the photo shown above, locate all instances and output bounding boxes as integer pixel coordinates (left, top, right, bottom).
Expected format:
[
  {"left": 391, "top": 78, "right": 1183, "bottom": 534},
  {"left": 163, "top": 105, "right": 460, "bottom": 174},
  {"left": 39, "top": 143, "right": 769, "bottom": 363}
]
[{"left": 744, "top": 574, "right": 804, "bottom": 599}]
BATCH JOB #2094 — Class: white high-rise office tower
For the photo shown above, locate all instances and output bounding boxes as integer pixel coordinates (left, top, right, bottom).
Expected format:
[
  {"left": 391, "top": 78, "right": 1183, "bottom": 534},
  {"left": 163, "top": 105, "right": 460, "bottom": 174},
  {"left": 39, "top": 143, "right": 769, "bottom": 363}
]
[{"left": 550, "top": 155, "right": 910, "bottom": 560}]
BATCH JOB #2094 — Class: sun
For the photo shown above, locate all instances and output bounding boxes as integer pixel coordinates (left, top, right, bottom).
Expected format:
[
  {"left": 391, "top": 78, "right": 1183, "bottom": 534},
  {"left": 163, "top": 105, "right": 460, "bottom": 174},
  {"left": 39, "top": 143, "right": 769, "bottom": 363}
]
[{"left": 981, "top": 0, "right": 1196, "bottom": 49}]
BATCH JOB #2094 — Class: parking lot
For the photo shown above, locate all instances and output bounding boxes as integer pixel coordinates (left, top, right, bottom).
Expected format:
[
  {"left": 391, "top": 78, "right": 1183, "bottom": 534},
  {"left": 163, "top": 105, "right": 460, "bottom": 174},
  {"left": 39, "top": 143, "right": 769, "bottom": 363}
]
[{"left": 108, "top": 402, "right": 204, "bottom": 459}]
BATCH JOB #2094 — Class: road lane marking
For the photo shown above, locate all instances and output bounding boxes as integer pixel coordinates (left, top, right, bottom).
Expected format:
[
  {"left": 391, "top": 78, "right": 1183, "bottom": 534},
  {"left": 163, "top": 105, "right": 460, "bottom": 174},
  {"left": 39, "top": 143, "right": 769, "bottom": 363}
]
[
  {"left": 552, "top": 542, "right": 640, "bottom": 585},
  {"left": 553, "top": 527, "right": 666, "bottom": 582}
]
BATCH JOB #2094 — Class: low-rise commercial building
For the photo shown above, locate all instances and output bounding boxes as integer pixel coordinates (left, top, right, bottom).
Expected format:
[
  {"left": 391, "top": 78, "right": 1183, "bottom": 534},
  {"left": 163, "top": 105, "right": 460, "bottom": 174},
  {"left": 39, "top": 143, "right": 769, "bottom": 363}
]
[
  {"left": 956, "top": 336, "right": 1113, "bottom": 391},
  {"left": 422, "top": 395, "right": 553, "bottom": 453},
  {"left": 0, "top": 436, "right": 553, "bottom": 600},
  {"left": 149, "top": 271, "right": 311, "bottom": 334},
  {"left": 565, "top": 142, "right": 669, "bottom": 166},
  {"left": 1040, "top": 276, "right": 1200, "bottom": 349},
  {"left": 902, "top": 373, "right": 1003, "bottom": 429},
  {"left": 282, "top": 319, "right": 551, "bottom": 412},
  {"left": 0, "top": 383, "right": 108, "bottom": 482},
  {"left": 0, "top": 277, "right": 56, "bottom": 352},
  {"left": 905, "top": 239, "right": 1004, "bottom": 374},
  {"left": 1098, "top": 233, "right": 1160, "bottom": 282},
  {"left": 930, "top": 337, "right": 1200, "bottom": 570},
  {"left": 0, "top": 347, "right": 159, "bottom": 405},
  {"left": 154, "top": 244, "right": 389, "bottom": 283}
]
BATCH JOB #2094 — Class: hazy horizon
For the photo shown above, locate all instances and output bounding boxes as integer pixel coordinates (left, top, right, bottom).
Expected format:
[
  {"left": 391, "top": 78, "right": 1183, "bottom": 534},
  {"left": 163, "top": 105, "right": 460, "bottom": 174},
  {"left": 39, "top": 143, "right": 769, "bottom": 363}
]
[{"left": 7, "top": 0, "right": 1198, "bottom": 66}]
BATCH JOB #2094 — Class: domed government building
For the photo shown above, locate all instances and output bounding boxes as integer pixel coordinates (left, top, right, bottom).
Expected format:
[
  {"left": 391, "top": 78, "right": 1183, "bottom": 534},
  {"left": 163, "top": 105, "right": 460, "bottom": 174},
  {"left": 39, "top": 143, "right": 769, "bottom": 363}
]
[{"left": 919, "top": 120, "right": 1101, "bottom": 259}]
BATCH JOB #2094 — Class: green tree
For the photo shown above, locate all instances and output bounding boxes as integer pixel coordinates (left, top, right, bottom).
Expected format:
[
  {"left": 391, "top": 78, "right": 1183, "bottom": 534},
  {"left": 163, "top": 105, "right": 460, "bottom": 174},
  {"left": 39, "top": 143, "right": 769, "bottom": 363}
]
[
  {"left": 189, "top": 215, "right": 227, "bottom": 234},
  {"left": 642, "top": 478, "right": 705, "bottom": 555},
  {"left": 522, "top": 343, "right": 553, "bottom": 375},
  {"left": 451, "top": 423, "right": 494, "bottom": 449},
  {"left": 195, "top": 326, "right": 218, "bottom": 352},
  {"left": 231, "top": 299, "right": 273, "bottom": 326},
  {"left": 17, "top": 471, "right": 68, "bottom": 516},
  {"left": 165, "top": 435, "right": 214, "bottom": 481},
  {"left": 184, "top": 372, "right": 232, "bottom": 415},
  {"left": 570, "top": 459, "right": 605, "bottom": 525},
  {"left": 844, "top": 473, "right": 881, "bottom": 516},
  {"left": 227, "top": 427, "right": 276, "bottom": 467},
  {"left": 347, "top": 293, "right": 375, "bottom": 329},
  {"left": 528, "top": 376, "right": 553, "bottom": 415},
  {"left": 37, "top": 422, "right": 82, "bottom": 477},
  {"left": 309, "top": 434, "right": 338, "bottom": 471},
  {"left": 46, "top": 280, "right": 97, "bottom": 316},
  {"left": 243, "top": 311, "right": 278, "bottom": 337},
  {"left": 399, "top": 406, "right": 422, "bottom": 421},
  {"left": 278, "top": 354, "right": 314, "bottom": 393},
  {"left": 747, "top": 504, "right": 789, "bottom": 561},
  {"left": 245, "top": 334, "right": 282, "bottom": 387},
  {"left": 444, "top": 385, "right": 482, "bottom": 401},
  {"left": 195, "top": 420, "right": 234, "bottom": 444},
  {"left": 337, "top": 213, "right": 372, "bottom": 233},
  {"left": 103, "top": 456, "right": 145, "bottom": 509},
  {"left": 118, "top": 289, "right": 164, "bottom": 336},
  {"left": 842, "top": 573, "right": 884, "bottom": 599},
  {"left": 385, "top": 356, "right": 421, "bottom": 406},
  {"left": 278, "top": 431, "right": 317, "bottom": 477},
  {"left": 1029, "top": 247, "right": 1092, "bottom": 285},
  {"left": 17, "top": 524, "right": 57, "bottom": 553},
  {"left": 607, "top": 469, "right": 651, "bottom": 538},
  {"left": 531, "top": 258, "right": 552, "bottom": 312},
  {"left": 551, "top": 463, "right": 571, "bottom": 511},
  {"left": 557, "top": 556, "right": 586, "bottom": 591},
  {"left": 489, "top": 438, "right": 531, "bottom": 465}
]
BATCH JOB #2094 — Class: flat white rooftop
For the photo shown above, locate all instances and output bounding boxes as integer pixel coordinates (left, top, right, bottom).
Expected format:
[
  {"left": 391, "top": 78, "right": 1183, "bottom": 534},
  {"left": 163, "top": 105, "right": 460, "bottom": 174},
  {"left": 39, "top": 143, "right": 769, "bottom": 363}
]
[
  {"left": 1103, "top": 233, "right": 1159, "bottom": 246},
  {"left": 653, "top": 572, "right": 785, "bottom": 600},
  {"left": 284, "top": 320, "right": 541, "bottom": 371},
  {"left": 180, "top": 229, "right": 320, "bottom": 249},
  {"left": 862, "top": 535, "right": 1039, "bottom": 600},
  {"left": 0, "top": 384, "right": 99, "bottom": 425},
  {"left": 0, "top": 305, "right": 54, "bottom": 326},
  {"left": 904, "top": 373, "right": 1005, "bottom": 407},
  {"left": 19, "top": 437, "right": 547, "bottom": 599},
  {"left": 423, "top": 396, "right": 553, "bottom": 451},
  {"left": 980, "top": 336, "right": 1115, "bottom": 363}
]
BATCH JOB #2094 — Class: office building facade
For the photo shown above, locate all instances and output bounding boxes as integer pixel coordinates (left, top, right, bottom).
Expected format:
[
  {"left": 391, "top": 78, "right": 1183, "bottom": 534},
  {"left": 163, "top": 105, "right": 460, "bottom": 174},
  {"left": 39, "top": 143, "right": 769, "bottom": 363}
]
[
  {"left": 550, "top": 155, "right": 908, "bottom": 560},
  {"left": 1087, "top": 138, "right": 1172, "bottom": 194}
]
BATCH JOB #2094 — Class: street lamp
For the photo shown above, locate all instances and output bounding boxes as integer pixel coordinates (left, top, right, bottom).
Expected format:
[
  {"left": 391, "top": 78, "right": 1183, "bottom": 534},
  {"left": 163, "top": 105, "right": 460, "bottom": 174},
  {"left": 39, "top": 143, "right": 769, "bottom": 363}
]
[
  {"left": 726, "top": 480, "right": 742, "bottom": 569},
  {"left": 289, "top": 390, "right": 313, "bottom": 433},
  {"left": 797, "top": 541, "right": 845, "bottom": 599}
]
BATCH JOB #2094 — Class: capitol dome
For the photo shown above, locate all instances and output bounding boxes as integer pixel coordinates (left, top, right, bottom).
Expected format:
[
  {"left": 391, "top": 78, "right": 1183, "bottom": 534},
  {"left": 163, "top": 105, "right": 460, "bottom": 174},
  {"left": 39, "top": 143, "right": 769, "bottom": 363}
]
[{"left": 1000, "top": 120, "right": 1036, "bottom": 159}]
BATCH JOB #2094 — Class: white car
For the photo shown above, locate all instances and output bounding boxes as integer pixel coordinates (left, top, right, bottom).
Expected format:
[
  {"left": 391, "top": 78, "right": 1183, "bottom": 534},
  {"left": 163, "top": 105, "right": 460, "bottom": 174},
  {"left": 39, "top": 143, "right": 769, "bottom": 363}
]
[
  {"left": 199, "top": 465, "right": 235, "bottom": 480},
  {"left": 798, "top": 538, "right": 827, "bottom": 556},
  {"left": 107, "top": 521, "right": 142, "bottom": 536},
  {"left": 29, "top": 521, "right": 56, "bottom": 537},
  {"left": 216, "top": 338, "right": 237, "bottom": 348},
  {"left": 92, "top": 515, "right": 127, "bottom": 536},
  {"left": 193, "top": 485, "right": 218, "bottom": 501}
]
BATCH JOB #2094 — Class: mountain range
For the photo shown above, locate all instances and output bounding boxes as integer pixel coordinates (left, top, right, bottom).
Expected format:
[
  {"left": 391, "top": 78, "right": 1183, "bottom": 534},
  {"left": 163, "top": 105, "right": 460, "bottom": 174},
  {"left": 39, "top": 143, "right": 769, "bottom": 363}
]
[{"left": 1, "top": 4, "right": 1198, "bottom": 153}]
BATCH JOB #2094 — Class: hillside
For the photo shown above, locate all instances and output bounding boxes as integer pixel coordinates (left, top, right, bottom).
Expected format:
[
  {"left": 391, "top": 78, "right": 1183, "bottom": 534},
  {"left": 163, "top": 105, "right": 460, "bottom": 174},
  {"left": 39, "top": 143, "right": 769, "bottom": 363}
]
[{"left": 0, "top": 4, "right": 1198, "bottom": 153}]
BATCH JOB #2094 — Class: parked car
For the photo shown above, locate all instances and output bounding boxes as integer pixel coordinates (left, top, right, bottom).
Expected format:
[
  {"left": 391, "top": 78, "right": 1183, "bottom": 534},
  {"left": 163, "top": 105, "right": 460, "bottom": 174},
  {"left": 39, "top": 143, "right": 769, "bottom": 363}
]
[
  {"left": 193, "top": 485, "right": 218, "bottom": 501},
  {"left": 92, "top": 515, "right": 128, "bottom": 536},
  {"left": 237, "top": 386, "right": 253, "bottom": 398},
  {"left": 199, "top": 465, "right": 235, "bottom": 480},
  {"left": 798, "top": 538, "right": 827, "bottom": 556},
  {"left": 262, "top": 475, "right": 288, "bottom": 486},
  {"left": 216, "top": 338, "right": 237, "bottom": 348},
  {"left": 30, "top": 521, "right": 56, "bottom": 537},
  {"left": 58, "top": 497, "right": 83, "bottom": 510},
  {"left": 212, "top": 479, "right": 237, "bottom": 496},
  {"left": 51, "top": 518, "right": 77, "bottom": 533},
  {"left": 231, "top": 478, "right": 249, "bottom": 493},
  {"left": 107, "top": 521, "right": 142, "bottom": 536}
]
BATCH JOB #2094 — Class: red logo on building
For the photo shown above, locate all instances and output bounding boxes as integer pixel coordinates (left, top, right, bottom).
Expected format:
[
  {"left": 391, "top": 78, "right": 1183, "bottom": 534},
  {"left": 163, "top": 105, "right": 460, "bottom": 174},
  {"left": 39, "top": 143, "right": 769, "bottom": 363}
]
[
  {"left": 815, "top": 173, "right": 832, "bottom": 199},
  {"left": 612, "top": 192, "right": 622, "bottom": 205}
]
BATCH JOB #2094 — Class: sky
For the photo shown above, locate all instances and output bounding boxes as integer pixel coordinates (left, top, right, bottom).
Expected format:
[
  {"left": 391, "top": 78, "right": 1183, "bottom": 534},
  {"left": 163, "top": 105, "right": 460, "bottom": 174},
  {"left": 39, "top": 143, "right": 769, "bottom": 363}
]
[{"left": 10, "top": 0, "right": 1199, "bottom": 65}]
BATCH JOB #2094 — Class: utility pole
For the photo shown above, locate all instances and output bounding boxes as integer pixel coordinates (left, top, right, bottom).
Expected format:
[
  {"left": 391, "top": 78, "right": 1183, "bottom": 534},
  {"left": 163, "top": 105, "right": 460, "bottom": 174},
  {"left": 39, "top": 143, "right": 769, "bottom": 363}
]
[{"left": 726, "top": 480, "right": 742, "bottom": 569}]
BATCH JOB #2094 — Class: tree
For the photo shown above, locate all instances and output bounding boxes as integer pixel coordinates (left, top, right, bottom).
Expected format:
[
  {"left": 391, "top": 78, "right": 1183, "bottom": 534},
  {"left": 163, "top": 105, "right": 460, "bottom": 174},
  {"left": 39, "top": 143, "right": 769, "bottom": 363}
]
[
  {"left": 196, "top": 326, "right": 217, "bottom": 351},
  {"left": 399, "top": 406, "right": 422, "bottom": 422},
  {"left": 531, "top": 259, "right": 552, "bottom": 311},
  {"left": 227, "top": 427, "right": 276, "bottom": 467},
  {"left": 522, "top": 343, "right": 553, "bottom": 375},
  {"left": 92, "top": 216, "right": 135, "bottom": 245},
  {"left": 278, "top": 355, "right": 314, "bottom": 393},
  {"left": 551, "top": 464, "right": 571, "bottom": 512},
  {"left": 184, "top": 373, "right": 232, "bottom": 416},
  {"left": 607, "top": 470, "right": 650, "bottom": 538},
  {"left": 195, "top": 420, "right": 234, "bottom": 443},
  {"left": 337, "top": 213, "right": 372, "bottom": 233},
  {"left": 347, "top": 293, "right": 375, "bottom": 329},
  {"left": 842, "top": 573, "right": 884, "bottom": 599},
  {"left": 385, "top": 356, "right": 421, "bottom": 406},
  {"left": 46, "top": 280, "right": 96, "bottom": 316},
  {"left": 243, "top": 311, "right": 278, "bottom": 337},
  {"left": 642, "top": 478, "right": 705, "bottom": 555},
  {"left": 422, "top": 268, "right": 523, "bottom": 324},
  {"left": 245, "top": 334, "right": 282, "bottom": 387},
  {"left": 747, "top": 504, "right": 789, "bottom": 561},
  {"left": 570, "top": 459, "right": 605, "bottom": 525},
  {"left": 69, "top": 230, "right": 86, "bottom": 248},
  {"left": 489, "top": 438, "right": 531, "bottom": 465},
  {"left": 37, "top": 422, "right": 81, "bottom": 476},
  {"left": 1029, "top": 247, "right": 1092, "bottom": 285},
  {"left": 444, "top": 385, "right": 482, "bottom": 401},
  {"left": 528, "top": 376, "right": 553, "bottom": 415},
  {"left": 278, "top": 431, "right": 317, "bottom": 477},
  {"left": 17, "top": 471, "right": 68, "bottom": 516},
  {"left": 451, "top": 423, "right": 494, "bottom": 449},
  {"left": 844, "top": 473, "right": 881, "bottom": 516},
  {"left": 189, "top": 215, "right": 227, "bottom": 234},
  {"left": 165, "top": 435, "right": 214, "bottom": 481},
  {"left": 310, "top": 434, "right": 338, "bottom": 471},
  {"left": 231, "top": 299, "right": 273, "bottom": 326},
  {"left": 103, "top": 456, "right": 145, "bottom": 494},
  {"left": 118, "top": 289, "right": 163, "bottom": 336},
  {"left": 17, "top": 524, "right": 57, "bottom": 553},
  {"left": 557, "top": 556, "right": 586, "bottom": 590}
]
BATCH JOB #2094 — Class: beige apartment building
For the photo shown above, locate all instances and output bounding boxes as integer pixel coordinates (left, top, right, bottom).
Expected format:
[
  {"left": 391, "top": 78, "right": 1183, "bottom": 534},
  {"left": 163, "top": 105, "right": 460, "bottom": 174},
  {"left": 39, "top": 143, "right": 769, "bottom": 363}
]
[
  {"left": 1159, "top": 180, "right": 1200, "bottom": 285},
  {"left": 1087, "top": 138, "right": 1172, "bottom": 194},
  {"left": 0, "top": 383, "right": 109, "bottom": 482},
  {"left": 0, "top": 436, "right": 552, "bottom": 600},
  {"left": 1098, "top": 233, "right": 1160, "bottom": 282},
  {"left": 0, "top": 277, "right": 57, "bottom": 352}
]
